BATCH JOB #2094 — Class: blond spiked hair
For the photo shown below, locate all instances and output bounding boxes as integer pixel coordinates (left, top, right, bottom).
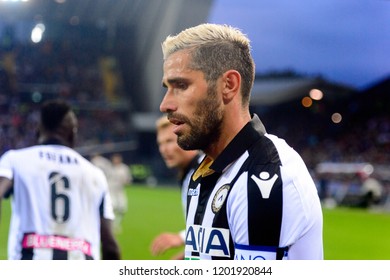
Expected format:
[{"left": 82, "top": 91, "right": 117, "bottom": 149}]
[{"left": 161, "top": 23, "right": 255, "bottom": 107}]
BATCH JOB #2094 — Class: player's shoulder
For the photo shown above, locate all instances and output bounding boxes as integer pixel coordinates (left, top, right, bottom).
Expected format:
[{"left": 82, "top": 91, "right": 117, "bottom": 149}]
[
  {"left": 247, "top": 133, "right": 309, "bottom": 182},
  {"left": 89, "top": 161, "right": 106, "bottom": 176},
  {"left": 0, "top": 146, "right": 38, "bottom": 159},
  {"left": 263, "top": 133, "right": 303, "bottom": 163},
  {"left": 0, "top": 149, "right": 16, "bottom": 159},
  {"left": 263, "top": 133, "right": 291, "bottom": 152},
  {"left": 72, "top": 152, "right": 105, "bottom": 172},
  {"left": 82, "top": 157, "right": 107, "bottom": 178},
  {"left": 71, "top": 152, "right": 108, "bottom": 183},
  {"left": 47, "top": 146, "right": 103, "bottom": 173}
]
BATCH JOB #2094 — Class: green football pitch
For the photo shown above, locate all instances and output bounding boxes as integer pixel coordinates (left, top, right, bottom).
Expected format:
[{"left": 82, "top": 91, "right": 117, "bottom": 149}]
[{"left": 1, "top": 184, "right": 389, "bottom": 260}]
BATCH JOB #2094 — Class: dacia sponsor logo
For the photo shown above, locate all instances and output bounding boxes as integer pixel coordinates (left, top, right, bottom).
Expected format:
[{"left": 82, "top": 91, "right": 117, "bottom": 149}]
[{"left": 185, "top": 225, "right": 230, "bottom": 258}]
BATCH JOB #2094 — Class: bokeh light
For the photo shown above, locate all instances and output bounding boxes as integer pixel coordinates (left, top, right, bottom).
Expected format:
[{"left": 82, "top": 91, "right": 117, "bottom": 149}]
[
  {"left": 331, "top": 113, "right": 342, "bottom": 124},
  {"left": 301, "top": 96, "right": 313, "bottom": 108},
  {"left": 309, "top": 89, "right": 324, "bottom": 100}
]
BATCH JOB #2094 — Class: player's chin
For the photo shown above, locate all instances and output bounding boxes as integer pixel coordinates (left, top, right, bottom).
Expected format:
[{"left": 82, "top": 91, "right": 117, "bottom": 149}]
[
  {"left": 166, "top": 161, "right": 176, "bottom": 168},
  {"left": 172, "top": 122, "right": 188, "bottom": 135}
]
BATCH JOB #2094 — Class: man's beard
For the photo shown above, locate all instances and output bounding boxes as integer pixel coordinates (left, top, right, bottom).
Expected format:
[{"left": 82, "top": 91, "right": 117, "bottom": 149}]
[{"left": 177, "top": 85, "right": 223, "bottom": 151}]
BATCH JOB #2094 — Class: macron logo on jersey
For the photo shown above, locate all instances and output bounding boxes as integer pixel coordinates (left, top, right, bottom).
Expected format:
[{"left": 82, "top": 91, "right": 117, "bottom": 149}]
[{"left": 250, "top": 171, "right": 278, "bottom": 199}]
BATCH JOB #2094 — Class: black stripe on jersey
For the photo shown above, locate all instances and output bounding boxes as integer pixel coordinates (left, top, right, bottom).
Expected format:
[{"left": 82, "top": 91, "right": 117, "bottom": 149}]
[
  {"left": 247, "top": 162, "right": 283, "bottom": 246},
  {"left": 21, "top": 232, "right": 34, "bottom": 260},
  {"left": 53, "top": 249, "right": 93, "bottom": 260},
  {"left": 99, "top": 195, "right": 105, "bottom": 217},
  {"left": 53, "top": 249, "right": 68, "bottom": 260},
  {"left": 193, "top": 172, "right": 221, "bottom": 225},
  {"left": 246, "top": 135, "right": 283, "bottom": 247},
  {"left": 21, "top": 248, "right": 33, "bottom": 260}
]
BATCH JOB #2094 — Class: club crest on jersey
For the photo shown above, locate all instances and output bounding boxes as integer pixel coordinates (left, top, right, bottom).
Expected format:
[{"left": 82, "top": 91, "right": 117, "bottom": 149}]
[
  {"left": 250, "top": 171, "right": 278, "bottom": 199},
  {"left": 212, "top": 184, "right": 230, "bottom": 213}
]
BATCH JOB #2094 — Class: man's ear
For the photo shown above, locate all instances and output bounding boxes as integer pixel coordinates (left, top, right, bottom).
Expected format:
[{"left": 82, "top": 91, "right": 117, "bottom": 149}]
[{"left": 222, "top": 70, "right": 241, "bottom": 104}]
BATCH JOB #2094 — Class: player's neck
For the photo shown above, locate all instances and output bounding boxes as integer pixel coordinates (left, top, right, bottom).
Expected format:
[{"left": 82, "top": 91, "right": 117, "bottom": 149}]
[{"left": 39, "top": 134, "right": 71, "bottom": 147}]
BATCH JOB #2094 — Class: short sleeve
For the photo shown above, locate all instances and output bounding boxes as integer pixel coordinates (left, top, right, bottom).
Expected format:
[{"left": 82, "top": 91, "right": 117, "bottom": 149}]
[{"left": 0, "top": 150, "right": 14, "bottom": 179}]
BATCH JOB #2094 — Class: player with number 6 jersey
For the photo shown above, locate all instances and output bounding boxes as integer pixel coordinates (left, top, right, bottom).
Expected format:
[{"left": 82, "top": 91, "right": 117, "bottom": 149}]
[{"left": 0, "top": 99, "right": 120, "bottom": 260}]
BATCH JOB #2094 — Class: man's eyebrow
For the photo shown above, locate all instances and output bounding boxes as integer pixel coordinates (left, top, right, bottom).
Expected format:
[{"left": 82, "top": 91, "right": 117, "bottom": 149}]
[{"left": 162, "top": 77, "right": 189, "bottom": 88}]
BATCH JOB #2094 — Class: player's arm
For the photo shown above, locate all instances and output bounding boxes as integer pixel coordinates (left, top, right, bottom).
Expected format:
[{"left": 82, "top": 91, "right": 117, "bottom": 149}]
[
  {"left": 150, "top": 231, "right": 185, "bottom": 256},
  {"left": 0, "top": 177, "right": 12, "bottom": 222},
  {"left": 0, "top": 177, "right": 12, "bottom": 198},
  {"left": 100, "top": 217, "right": 121, "bottom": 260},
  {"left": 97, "top": 167, "right": 121, "bottom": 259},
  {"left": 0, "top": 151, "right": 14, "bottom": 200}
]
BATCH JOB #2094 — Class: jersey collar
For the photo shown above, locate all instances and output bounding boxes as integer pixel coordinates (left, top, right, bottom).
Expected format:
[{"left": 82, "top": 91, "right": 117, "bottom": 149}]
[
  {"left": 180, "top": 153, "right": 203, "bottom": 184},
  {"left": 40, "top": 138, "right": 66, "bottom": 146},
  {"left": 210, "top": 113, "right": 266, "bottom": 174}
]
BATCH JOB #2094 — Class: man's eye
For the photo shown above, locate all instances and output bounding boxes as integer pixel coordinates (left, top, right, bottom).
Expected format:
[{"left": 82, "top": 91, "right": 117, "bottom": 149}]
[{"left": 176, "top": 82, "right": 188, "bottom": 89}]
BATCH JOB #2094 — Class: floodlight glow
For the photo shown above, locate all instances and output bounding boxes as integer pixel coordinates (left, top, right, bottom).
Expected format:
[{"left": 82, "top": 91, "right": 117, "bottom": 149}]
[
  {"left": 31, "top": 23, "right": 46, "bottom": 43},
  {"left": 36, "top": 23, "right": 46, "bottom": 32}
]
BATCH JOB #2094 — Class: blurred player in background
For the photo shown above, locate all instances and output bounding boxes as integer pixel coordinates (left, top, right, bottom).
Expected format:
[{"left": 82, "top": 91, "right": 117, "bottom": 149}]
[
  {"left": 150, "top": 115, "right": 202, "bottom": 259},
  {"left": 107, "top": 153, "right": 132, "bottom": 233},
  {"left": 91, "top": 153, "right": 112, "bottom": 179},
  {"left": 0, "top": 99, "right": 120, "bottom": 260},
  {"left": 159, "top": 23, "right": 323, "bottom": 260}
]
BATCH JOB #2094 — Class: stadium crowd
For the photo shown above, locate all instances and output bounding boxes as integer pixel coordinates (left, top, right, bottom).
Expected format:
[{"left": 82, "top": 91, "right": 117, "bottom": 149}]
[
  {"left": 299, "top": 114, "right": 390, "bottom": 169},
  {"left": 0, "top": 101, "right": 130, "bottom": 154},
  {"left": 257, "top": 78, "right": 390, "bottom": 170},
  {"left": 0, "top": 29, "right": 131, "bottom": 155}
]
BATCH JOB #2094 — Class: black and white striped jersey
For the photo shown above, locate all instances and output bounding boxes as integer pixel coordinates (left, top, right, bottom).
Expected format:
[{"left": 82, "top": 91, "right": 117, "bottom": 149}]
[
  {"left": 178, "top": 154, "right": 204, "bottom": 241},
  {"left": 0, "top": 141, "right": 114, "bottom": 260},
  {"left": 179, "top": 153, "right": 204, "bottom": 216},
  {"left": 184, "top": 114, "right": 323, "bottom": 260}
]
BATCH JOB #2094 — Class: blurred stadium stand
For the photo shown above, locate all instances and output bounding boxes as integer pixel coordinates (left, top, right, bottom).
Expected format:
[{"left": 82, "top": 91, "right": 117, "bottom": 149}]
[
  {"left": 0, "top": 0, "right": 212, "bottom": 184},
  {"left": 253, "top": 75, "right": 390, "bottom": 209},
  {"left": 0, "top": 1, "right": 389, "bottom": 205}
]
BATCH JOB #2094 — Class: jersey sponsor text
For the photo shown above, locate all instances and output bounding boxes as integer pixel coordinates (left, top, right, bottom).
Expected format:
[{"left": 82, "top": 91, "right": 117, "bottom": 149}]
[
  {"left": 39, "top": 150, "right": 79, "bottom": 165},
  {"left": 185, "top": 225, "right": 230, "bottom": 258},
  {"left": 22, "top": 233, "right": 92, "bottom": 256}
]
